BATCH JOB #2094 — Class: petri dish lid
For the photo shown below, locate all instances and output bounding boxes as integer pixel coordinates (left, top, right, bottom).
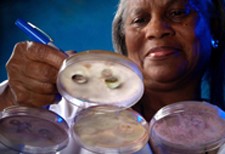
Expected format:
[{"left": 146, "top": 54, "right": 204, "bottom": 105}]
[
  {"left": 57, "top": 50, "right": 144, "bottom": 109},
  {"left": 149, "top": 101, "right": 225, "bottom": 153},
  {"left": 0, "top": 106, "right": 69, "bottom": 154},
  {"left": 72, "top": 105, "right": 149, "bottom": 154}
]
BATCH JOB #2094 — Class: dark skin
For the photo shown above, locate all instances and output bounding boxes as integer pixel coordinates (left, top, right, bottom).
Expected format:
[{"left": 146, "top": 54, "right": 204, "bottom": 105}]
[
  {"left": 123, "top": 0, "right": 212, "bottom": 122},
  {"left": 0, "top": 41, "right": 67, "bottom": 109},
  {"left": 0, "top": 1, "right": 222, "bottom": 154},
  {"left": 0, "top": 1, "right": 213, "bottom": 119}
]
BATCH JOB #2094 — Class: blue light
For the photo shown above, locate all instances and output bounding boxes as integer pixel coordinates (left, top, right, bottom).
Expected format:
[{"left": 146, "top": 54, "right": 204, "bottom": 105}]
[
  {"left": 57, "top": 116, "right": 64, "bottom": 123},
  {"left": 137, "top": 115, "right": 143, "bottom": 123},
  {"left": 218, "top": 108, "right": 225, "bottom": 120},
  {"left": 211, "top": 39, "right": 219, "bottom": 48}
]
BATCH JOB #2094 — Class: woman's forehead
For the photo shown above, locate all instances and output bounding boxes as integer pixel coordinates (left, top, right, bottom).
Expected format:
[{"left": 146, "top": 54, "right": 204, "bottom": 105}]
[
  {"left": 123, "top": 0, "right": 206, "bottom": 15},
  {"left": 125, "top": 0, "right": 188, "bottom": 5},
  {"left": 124, "top": 0, "right": 188, "bottom": 14},
  {"left": 124, "top": 0, "right": 202, "bottom": 8}
]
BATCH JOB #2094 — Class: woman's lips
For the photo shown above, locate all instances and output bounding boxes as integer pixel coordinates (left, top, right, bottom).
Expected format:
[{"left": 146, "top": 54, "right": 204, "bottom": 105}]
[{"left": 146, "top": 47, "right": 180, "bottom": 60}]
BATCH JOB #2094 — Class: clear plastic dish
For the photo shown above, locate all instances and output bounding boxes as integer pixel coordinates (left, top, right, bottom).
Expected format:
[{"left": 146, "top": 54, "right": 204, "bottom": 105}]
[
  {"left": 72, "top": 105, "right": 149, "bottom": 154},
  {"left": 57, "top": 50, "right": 148, "bottom": 153},
  {"left": 149, "top": 101, "right": 225, "bottom": 154},
  {"left": 57, "top": 50, "right": 144, "bottom": 109},
  {"left": 0, "top": 106, "right": 69, "bottom": 154}
]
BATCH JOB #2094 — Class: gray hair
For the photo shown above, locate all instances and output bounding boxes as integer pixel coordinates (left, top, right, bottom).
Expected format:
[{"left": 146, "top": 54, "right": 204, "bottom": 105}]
[
  {"left": 112, "top": 0, "right": 128, "bottom": 55},
  {"left": 112, "top": 0, "right": 225, "bottom": 55}
]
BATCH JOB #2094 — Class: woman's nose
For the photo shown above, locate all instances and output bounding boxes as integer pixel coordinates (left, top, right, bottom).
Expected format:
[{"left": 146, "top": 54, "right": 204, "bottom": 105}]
[{"left": 145, "top": 16, "right": 175, "bottom": 40}]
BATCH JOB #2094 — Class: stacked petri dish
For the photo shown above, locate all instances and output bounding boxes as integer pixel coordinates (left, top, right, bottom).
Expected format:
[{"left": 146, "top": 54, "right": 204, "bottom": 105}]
[
  {"left": 57, "top": 50, "right": 149, "bottom": 153},
  {"left": 149, "top": 101, "right": 225, "bottom": 154}
]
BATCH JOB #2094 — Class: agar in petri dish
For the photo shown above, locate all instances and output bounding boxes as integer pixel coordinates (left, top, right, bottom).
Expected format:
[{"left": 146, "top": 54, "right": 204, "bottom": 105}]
[
  {"left": 150, "top": 101, "right": 225, "bottom": 154},
  {"left": 73, "top": 105, "right": 149, "bottom": 154},
  {"left": 0, "top": 106, "right": 69, "bottom": 154},
  {"left": 57, "top": 50, "right": 144, "bottom": 109}
]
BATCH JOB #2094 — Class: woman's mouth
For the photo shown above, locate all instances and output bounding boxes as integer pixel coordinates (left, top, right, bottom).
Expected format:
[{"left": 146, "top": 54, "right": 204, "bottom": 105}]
[{"left": 146, "top": 47, "right": 181, "bottom": 60}]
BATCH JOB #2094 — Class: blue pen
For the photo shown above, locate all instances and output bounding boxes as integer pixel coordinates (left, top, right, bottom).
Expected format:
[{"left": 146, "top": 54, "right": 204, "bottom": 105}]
[{"left": 15, "top": 18, "right": 61, "bottom": 51}]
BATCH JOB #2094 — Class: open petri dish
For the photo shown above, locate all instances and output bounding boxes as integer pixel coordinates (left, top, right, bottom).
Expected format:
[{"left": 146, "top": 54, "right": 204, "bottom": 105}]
[
  {"left": 57, "top": 50, "right": 144, "bottom": 109},
  {"left": 149, "top": 101, "right": 225, "bottom": 154},
  {"left": 0, "top": 106, "right": 69, "bottom": 154},
  {"left": 73, "top": 105, "right": 149, "bottom": 154},
  {"left": 57, "top": 50, "right": 149, "bottom": 153}
]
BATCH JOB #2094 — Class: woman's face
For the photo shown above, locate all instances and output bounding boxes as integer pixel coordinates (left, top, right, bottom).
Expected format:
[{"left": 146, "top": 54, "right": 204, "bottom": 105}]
[{"left": 123, "top": 0, "right": 212, "bottom": 91}]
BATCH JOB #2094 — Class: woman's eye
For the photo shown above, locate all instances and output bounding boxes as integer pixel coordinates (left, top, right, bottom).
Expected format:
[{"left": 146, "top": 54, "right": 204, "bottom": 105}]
[
  {"left": 132, "top": 16, "right": 149, "bottom": 25},
  {"left": 134, "top": 18, "right": 146, "bottom": 23},
  {"left": 167, "top": 9, "right": 191, "bottom": 21}
]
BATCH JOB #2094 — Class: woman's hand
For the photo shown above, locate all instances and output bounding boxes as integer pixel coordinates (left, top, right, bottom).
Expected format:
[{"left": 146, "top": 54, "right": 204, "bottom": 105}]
[{"left": 4, "top": 41, "right": 68, "bottom": 108}]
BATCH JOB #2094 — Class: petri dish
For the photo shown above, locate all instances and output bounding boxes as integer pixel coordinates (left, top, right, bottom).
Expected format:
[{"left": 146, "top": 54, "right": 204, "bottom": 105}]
[
  {"left": 57, "top": 50, "right": 144, "bottom": 109},
  {"left": 72, "top": 105, "right": 149, "bottom": 154},
  {"left": 149, "top": 101, "right": 225, "bottom": 154},
  {"left": 57, "top": 50, "right": 148, "bottom": 153},
  {"left": 0, "top": 106, "right": 69, "bottom": 154}
]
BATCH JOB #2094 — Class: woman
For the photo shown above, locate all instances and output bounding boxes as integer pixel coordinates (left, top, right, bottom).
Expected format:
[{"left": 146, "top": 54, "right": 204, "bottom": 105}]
[
  {"left": 112, "top": 0, "right": 225, "bottom": 121},
  {"left": 0, "top": 0, "right": 224, "bottom": 153}
]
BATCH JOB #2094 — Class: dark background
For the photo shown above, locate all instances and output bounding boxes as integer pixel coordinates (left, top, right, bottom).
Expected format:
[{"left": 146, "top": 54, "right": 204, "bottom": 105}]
[{"left": 0, "top": 0, "right": 118, "bottom": 82}]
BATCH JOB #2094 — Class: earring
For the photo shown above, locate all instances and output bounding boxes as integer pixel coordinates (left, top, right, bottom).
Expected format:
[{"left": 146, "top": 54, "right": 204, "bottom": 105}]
[{"left": 211, "top": 39, "right": 219, "bottom": 48}]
